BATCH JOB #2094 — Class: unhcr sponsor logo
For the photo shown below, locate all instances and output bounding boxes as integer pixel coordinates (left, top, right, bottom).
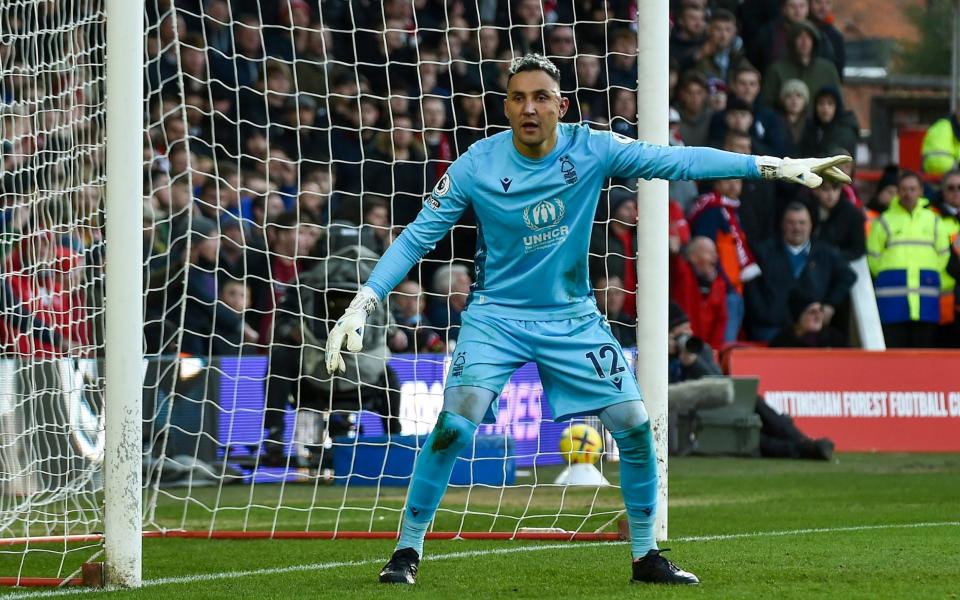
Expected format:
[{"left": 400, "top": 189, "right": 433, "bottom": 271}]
[{"left": 523, "top": 225, "right": 569, "bottom": 253}]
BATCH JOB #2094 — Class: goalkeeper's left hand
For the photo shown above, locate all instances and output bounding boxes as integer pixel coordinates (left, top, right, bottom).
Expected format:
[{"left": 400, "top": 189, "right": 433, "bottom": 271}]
[{"left": 756, "top": 155, "right": 852, "bottom": 188}]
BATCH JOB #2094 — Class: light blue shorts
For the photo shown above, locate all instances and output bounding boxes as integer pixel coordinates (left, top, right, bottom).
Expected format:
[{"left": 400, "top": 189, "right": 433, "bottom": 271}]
[{"left": 445, "top": 310, "right": 642, "bottom": 422}]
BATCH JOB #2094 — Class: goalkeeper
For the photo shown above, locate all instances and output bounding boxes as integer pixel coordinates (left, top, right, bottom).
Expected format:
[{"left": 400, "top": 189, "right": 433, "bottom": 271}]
[{"left": 325, "top": 54, "right": 849, "bottom": 586}]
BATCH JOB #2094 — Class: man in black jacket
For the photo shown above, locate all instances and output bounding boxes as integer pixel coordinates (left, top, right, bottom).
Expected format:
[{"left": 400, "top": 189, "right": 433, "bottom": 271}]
[{"left": 745, "top": 201, "right": 855, "bottom": 341}]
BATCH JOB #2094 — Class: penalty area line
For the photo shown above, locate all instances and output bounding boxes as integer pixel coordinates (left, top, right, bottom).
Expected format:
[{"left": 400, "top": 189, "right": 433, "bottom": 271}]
[{"left": 5, "top": 520, "right": 957, "bottom": 599}]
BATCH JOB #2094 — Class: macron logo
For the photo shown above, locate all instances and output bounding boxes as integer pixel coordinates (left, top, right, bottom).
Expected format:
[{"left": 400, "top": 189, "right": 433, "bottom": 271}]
[{"left": 500, "top": 177, "right": 512, "bottom": 192}]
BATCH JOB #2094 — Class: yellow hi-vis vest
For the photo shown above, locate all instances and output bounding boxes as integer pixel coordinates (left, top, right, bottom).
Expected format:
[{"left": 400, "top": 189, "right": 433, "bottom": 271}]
[
  {"left": 921, "top": 117, "right": 960, "bottom": 176},
  {"left": 867, "top": 197, "right": 950, "bottom": 323}
]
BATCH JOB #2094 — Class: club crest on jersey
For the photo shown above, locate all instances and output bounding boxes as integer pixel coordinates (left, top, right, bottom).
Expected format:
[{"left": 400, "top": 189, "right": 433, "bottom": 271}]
[
  {"left": 559, "top": 155, "right": 578, "bottom": 184},
  {"left": 433, "top": 173, "right": 451, "bottom": 197}
]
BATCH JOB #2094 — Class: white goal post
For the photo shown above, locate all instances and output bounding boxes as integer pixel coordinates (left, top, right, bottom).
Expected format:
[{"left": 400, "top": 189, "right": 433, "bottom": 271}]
[{"left": 103, "top": 0, "right": 144, "bottom": 588}]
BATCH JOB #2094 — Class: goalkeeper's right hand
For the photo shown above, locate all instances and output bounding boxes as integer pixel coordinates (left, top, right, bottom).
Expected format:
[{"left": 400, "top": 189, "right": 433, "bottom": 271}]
[{"left": 324, "top": 287, "right": 379, "bottom": 374}]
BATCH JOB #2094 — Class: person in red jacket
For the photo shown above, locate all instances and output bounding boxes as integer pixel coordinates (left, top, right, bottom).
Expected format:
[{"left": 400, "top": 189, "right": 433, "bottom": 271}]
[
  {"left": 670, "top": 236, "right": 729, "bottom": 350},
  {"left": 1, "top": 231, "right": 90, "bottom": 357}
]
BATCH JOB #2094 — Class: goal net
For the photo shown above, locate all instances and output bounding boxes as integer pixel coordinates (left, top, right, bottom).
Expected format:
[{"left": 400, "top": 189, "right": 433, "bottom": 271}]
[
  {"left": 3, "top": 0, "right": 646, "bottom": 584},
  {"left": 0, "top": 0, "right": 108, "bottom": 584}
]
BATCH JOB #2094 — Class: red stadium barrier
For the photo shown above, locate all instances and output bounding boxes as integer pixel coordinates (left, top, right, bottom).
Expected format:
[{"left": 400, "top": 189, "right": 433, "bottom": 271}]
[{"left": 729, "top": 349, "right": 960, "bottom": 452}]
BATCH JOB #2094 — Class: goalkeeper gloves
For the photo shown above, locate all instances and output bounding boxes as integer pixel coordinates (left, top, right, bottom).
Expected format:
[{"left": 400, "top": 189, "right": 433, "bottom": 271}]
[
  {"left": 324, "top": 286, "right": 379, "bottom": 374},
  {"left": 755, "top": 155, "right": 852, "bottom": 188}
]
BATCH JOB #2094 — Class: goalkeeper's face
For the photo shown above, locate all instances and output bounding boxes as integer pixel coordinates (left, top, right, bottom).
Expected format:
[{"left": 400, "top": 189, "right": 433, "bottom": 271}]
[{"left": 504, "top": 70, "right": 569, "bottom": 157}]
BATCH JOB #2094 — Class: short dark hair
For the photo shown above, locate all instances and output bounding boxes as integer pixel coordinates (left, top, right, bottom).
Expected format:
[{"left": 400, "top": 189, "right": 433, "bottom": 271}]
[
  {"left": 679, "top": 70, "right": 708, "bottom": 91},
  {"left": 783, "top": 201, "right": 811, "bottom": 219},
  {"left": 507, "top": 53, "right": 561, "bottom": 86},
  {"left": 898, "top": 170, "right": 923, "bottom": 187},
  {"left": 711, "top": 8, "right": 737, "bottom": 23},
  {"left": 731, "top": 62, "right": 761, "bottom": 82}
]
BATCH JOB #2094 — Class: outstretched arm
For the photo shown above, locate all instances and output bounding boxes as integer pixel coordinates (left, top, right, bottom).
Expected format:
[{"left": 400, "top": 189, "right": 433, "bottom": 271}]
[
  {"left": 601, "top": 131, "right": 851, "bottom": 188},
  {"left": 324, "top": 155, "right": 473, "bottom": 373}
]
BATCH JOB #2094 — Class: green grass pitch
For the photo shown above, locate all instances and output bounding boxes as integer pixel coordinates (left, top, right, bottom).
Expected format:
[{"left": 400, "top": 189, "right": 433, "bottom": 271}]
[{"left": 2, "top": 453, "right": 958, "bottom": 599}]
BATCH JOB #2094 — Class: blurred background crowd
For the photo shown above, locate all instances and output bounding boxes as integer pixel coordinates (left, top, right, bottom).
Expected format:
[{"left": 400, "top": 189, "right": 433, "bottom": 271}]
[{"left": 1, "top": 0, "right": 959, "bottom": 364}]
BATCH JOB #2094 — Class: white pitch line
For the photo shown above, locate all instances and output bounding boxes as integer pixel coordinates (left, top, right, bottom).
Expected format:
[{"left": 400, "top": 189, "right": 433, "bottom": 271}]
[{"left": 4, "top": 520, "right": 957, "bottom": 599}]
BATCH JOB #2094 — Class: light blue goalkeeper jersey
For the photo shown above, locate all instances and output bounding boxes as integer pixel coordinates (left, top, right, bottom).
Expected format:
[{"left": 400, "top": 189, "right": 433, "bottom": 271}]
[{"left": 364, "top": 123, "right": 760, "bottom": 320}]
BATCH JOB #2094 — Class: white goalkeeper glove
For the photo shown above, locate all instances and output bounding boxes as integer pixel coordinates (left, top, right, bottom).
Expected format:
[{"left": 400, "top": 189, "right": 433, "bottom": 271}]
[
  {"left": 324, "top": 286, "right": 379, "bottom": 374},
  {"left": 755, "top": 155, "right": 852, "bottom": 188}
]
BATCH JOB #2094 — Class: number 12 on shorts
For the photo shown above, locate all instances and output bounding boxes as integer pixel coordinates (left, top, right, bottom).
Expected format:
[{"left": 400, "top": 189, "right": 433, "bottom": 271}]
[{"left": 585, "top": 344, "right": 626, "bottom": 390}]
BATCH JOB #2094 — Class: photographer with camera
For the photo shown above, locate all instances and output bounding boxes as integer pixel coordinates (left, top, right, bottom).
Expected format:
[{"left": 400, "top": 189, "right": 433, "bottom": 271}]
[
  {"left": 668, "top": 302, "right": 719, "bottom": 384},
  {"left": 668, "top": 302, "right": 834, "bottom": 460}
]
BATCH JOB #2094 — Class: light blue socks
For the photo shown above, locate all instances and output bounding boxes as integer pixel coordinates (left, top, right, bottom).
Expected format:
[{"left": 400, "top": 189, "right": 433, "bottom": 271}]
[
  {"left": 396, "top": 411, "right": 477, "bottom": 555},
  {"left": 611, "top": 420, "right": 659, "bottom": 559}
]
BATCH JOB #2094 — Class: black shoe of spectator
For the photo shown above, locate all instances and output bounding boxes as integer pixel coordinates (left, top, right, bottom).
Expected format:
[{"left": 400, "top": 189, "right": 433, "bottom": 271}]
[
  {"left": 800, "top": 437, "right": 834, "bottom": 461},
  {"left": 631, "top": 549, "right": 700, "bottom": 585},
  {"left": 379, "top": 547, "right": 419, "bottom": 584},
  {"left": 813, "top": 438, "right": 835, "bottom": 461}
]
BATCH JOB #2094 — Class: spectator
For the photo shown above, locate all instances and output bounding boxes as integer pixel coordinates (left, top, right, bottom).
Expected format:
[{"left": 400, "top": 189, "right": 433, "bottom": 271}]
[
  {"left": 391, "top": 279, "right": 444, "bottom": 353},
  {"left": 264, "top": 246, "right": 406, "bottom": 464},
  {"left": 510, "top": 0, "right": 545, "bottom": 55},
  {"left": 747, "top": 0, "right": 810, "bottom": 74},
  {"left": 688, "top": 179, "right": 760, "bottom": 341},
  {"left": 800, "top": 86, "right": 859, "bottom": 159},
  {"left": 777, "top": 79, "right": 811, "bottom": 155},
  {"left": 867, "top": 172, "right": 951, "bottom": 348},
  {"left": 866, "top": 165, "right": 900, "bottom": 223},
  {"left": 1, "top": 230, "right": 89, "bottom": 357},
  {"left": 249, "top": 211, "right": 316, "bottom": 344},
  {"left": 572, "top": 49, "right": 608, "bottom": 123},
  {"left": 453, "top": 84, "right": 488, "bottom": 154},
  {"left": 808, "top": 0, "right": 846, "bottom": 79},
  {"left": 607, "top": 28, "right": 639, "bottom": 90},
  {"left": 687, "top": 9, "right": 746, "bottom": 82},
  {"left": 668, "top": 301, "right": 835, "bottom": 460},
  {"left": 297, "top": 179, "right": 329, "bottom": 225},
  {"left": 590, "top": 188, "right": 638, "bottom": 318},
  {"left": 770, "top": 288, "right": 847, "bottom": 347},
  {"left": 745, "top": 202, "right": 855, "bottom": 341},
  {"left": 294, "top": 24, "right": 336, "bottom": 99},
  {"left": 545, "top": 25, "right": 577, "bottom": 89},
  {"left": 670, "top": 236, "right": 729, "bottom": 348},
  {"left": 688, "top": 179, "right": 761, "bottom": 296},
  {"left": 180, "top": 217, "right": 249, "bottom": 356},
  {"left": 426, "top": 263, "right": 472, "bottom": 343},
  {"left": 610, "top": 88, "right": 638, "bottom": 139},
  {"left": 805, "top": 179, "right": 866, "bottom": 261},
  {"left": 722, "top": 131, "right": 779, "bottom": 245},
  {"left": 217, "top": 277, "right": 259, "bottom": 353},
  {"left": 593, "top": 274, "right": 636, "bottom": 348},
  {"left": 421, "top": 96, "right": 455, "bottom": 185},
  {"left": 669, "top": 108, "right": 700, "bottom": 212},
  {"left": 209, "top": 14, "right": 265, "bottom": 92},
  {"left": 709, "top": 95, "right": 770, "bottom": 154},
  {"left": 709, "top": 64, "right": 789, "bottom": 158},
  {"left": 669, "top": 3, "right": 707, "bottom": 67},
  {"left": 921, "top": 107, "right": 960, "bottom": 176},
  {"left": 284, "top": 96, "right": 330, "bottom": 166},
  {"left": 760, "top": 21, "right": 841, "bottom": 113},
  {"left": 363, "top": 112, "right": 426, "bottom": 226},
  {"left": 933, "top": 169, "right": 960, "bottom": 346},
  {"left": 676, "top": 71, "right": 713, "bottom": 147}
]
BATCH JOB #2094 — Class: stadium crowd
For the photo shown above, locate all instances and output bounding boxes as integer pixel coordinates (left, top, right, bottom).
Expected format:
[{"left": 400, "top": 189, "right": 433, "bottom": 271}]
[{"left": 1, "top": 0, "right": 960, "bottom": 365}]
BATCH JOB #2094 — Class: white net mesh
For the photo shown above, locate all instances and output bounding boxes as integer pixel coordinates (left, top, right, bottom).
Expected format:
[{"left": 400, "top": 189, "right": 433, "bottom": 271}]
[
  {"left": 0, "top": 0, "right": 107, "bottom": 580},
  {"left": 4, "top": 0, "right": 644, "bottom": 582}
]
